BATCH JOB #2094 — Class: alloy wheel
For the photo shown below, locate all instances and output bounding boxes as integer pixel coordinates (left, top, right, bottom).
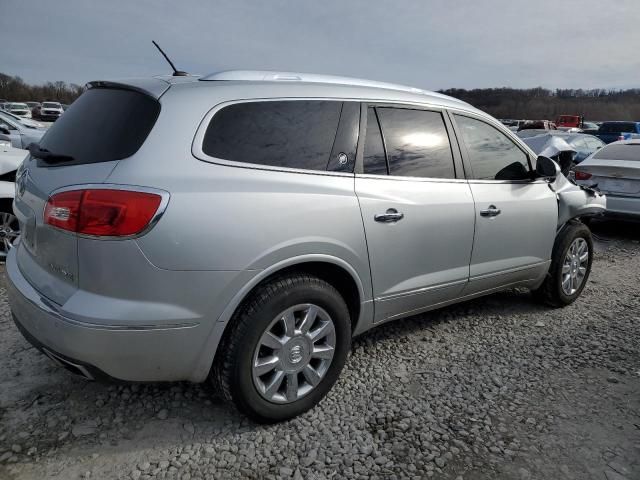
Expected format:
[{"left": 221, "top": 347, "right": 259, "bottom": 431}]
[
  {"left": 252, "top": 304, "right": 336, "bottom": 404},
  {"left": 0, "top": 211, "right": 19, "bottom": 259},
  {"left": 561, "top": 237, "right": 589, "bottom": 295}
]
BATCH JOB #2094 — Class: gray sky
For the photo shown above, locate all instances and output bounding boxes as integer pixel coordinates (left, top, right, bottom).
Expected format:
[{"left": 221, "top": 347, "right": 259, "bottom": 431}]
[{"left": 1, "top": 0, "right": 638, "bottom": 91}]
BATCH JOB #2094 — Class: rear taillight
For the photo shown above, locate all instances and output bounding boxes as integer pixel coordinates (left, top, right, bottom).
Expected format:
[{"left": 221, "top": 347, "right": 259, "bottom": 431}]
[
  {"left": 44, "top": 189, "right": 163, "bottom": 237},
  {"left": 574, "top": 171, "right": 592, "bottom": 181}
]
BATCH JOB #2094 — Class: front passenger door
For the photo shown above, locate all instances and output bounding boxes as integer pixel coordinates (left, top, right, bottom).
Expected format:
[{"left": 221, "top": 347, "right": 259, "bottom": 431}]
[{"left": 451, "top": 114, "right": 557, "bottom": 295}]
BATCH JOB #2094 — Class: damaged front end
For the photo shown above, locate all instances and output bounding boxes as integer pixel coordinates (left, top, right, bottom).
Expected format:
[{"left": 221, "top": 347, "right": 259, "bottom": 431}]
[{"left": 550, "top": 173, "right": 606, "bottom": 227}]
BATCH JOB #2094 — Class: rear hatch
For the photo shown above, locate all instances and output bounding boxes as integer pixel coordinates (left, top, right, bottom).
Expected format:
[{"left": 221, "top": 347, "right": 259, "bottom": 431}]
[{"left": 13, "top": 82, "right": 165, "bottom": 305}]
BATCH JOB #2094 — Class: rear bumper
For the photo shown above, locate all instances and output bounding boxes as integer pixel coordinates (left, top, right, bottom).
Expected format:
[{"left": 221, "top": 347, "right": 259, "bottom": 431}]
[
  {"left": 5, "top": 246, "right": 223, "bottom": 382},
  {"left": 603, "top": 195, "right": 640, "bottom": 218}
]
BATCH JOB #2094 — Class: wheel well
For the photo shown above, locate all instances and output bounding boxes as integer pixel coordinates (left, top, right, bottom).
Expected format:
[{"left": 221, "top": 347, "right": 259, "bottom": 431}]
[
  {"left": 241, "top": 262, "right": 361, "bottom": 332},
  {"left": 0, "top": 198, "right": 14, "bottom": 213}
]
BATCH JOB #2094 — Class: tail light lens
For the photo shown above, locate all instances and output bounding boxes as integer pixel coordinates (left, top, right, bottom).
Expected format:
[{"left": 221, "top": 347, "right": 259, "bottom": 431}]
[
  {"left": 574, "top": 171, "right": 592, "bottom": 181},
  {"left": 44, "top": 189, "right": 163, "bottom": 237}
]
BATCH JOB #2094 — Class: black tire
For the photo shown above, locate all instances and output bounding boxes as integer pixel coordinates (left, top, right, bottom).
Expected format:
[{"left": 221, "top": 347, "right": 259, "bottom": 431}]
[
  {"left": 211, "top": 273, "right": 351, "bottom": 423},
  {"left": 534, "top": 221, "right": 593, "bottom": 307}
]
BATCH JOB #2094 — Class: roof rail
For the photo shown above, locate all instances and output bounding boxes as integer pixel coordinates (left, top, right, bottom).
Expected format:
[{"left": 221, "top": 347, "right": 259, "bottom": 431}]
[{"left": 200, "top": 70, "right": 445, "bottom": 97}]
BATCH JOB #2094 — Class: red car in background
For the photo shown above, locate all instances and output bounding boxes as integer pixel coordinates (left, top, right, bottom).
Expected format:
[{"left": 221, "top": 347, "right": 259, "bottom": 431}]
[{"left": 556, "top": 115, "right": 583, "bottom": 129}]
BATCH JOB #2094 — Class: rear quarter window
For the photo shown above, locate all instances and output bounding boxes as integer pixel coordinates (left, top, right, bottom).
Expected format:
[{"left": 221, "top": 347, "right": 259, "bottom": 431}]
[
  {"left": 202, "top": 100, "right": 343, "bottom": 172},
  {"left": 39, "top": 88, "right": 160, "bottom": 166}
]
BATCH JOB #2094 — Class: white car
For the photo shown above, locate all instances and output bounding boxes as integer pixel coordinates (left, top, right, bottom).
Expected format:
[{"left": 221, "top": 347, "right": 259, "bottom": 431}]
[
  {"left": 575, "top": 139, "right": 640, "bottom": 219},
  {"left": 0, "top": 140, "right": 24, "bottom": 257},
  {"left": 7, "top": 103, "right": 31, "bottom": 119},
  {"left": 38, "top": 101, "right": 64, "bottom": 121}
]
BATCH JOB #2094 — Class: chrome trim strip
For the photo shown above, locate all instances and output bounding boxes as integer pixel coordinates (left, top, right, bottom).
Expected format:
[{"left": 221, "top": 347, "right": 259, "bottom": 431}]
[
  {"left": 469, "top": 261, "right": 550, "bottom": 282},
  {"left": 356, "top": 174, "right": 469, "bottom": 184},
  {"left": 375, "top": 278, "right": 468, "bottom": 302}
]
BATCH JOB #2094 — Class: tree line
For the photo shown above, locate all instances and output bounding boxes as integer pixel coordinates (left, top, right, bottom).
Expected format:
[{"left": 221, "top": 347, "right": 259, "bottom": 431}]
[
  {"left": 439, "top": 87, "right": 640, "bottom": 121},
  {"left": 1, "top": 72, "right": 638, "bottom": 120},
  {"left": 0, "top": 73, "right": 84, "bottom": 105}
]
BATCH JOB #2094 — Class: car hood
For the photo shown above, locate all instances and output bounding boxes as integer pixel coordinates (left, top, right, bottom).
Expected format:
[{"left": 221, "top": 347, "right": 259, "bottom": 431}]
[
  {"left": 522, "top": 134, "right": 576, "bottom": 158},
  {"left": 551, "top": 173, "right": 606, "bottom": 226}
]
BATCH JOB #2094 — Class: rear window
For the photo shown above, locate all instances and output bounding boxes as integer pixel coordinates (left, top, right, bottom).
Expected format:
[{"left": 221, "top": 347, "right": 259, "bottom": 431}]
[
  {"left": 593, "top": 143, "right": 640, "bottom": 161},
  {"left": 38, "top": 89, "right": 160, "bottom": 166},
  {"left": 202, "top": 100, "right": 342, "bottom": 171},
  {"left": 599, "top": 122, "right": 636, "bottom": 133}
]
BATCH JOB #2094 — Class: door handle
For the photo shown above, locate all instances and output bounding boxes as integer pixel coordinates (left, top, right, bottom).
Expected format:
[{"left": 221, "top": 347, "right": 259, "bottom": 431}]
[
  {"left": 374, "top": 208, "right": 404, "bottom": 223},
  {"left": 480, "top": 205, "right": 501, "bottom": 217}
]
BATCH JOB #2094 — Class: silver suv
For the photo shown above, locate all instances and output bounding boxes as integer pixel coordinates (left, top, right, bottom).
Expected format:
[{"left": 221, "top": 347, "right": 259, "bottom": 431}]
[{"left": 7, "top": 71, "right": 606, "bottom": 422}]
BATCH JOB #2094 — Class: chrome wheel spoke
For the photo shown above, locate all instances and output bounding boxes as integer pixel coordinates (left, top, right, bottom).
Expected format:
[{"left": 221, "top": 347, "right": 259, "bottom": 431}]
[
  {"left": 302, "top": 364, "right": 321, "bottom": 387},
  {"left": 264, "top": 370, "right": 285, "bottom": 398},
  {"left": 311, "top": 344, "right": 334, "bottom": 360},
  {"left": 285, "top": 373, "right": 299, "bottom": 401},
  {"left": 282, "top": 311, "right": 296, "bottom": 337},
  {"left": 299, "top": 305, "right": 318, "bottom": 334},
  {"left": 309, "top": 320, "right": 333, "bottom": 342},
  {"left": 261, "top": 331, "right": 284, "bottom": 350},
  {"left": 562, "top": 264, "right": 571, "bottom": 274},
  {"left": 254, "top": 356, "right": 279, "bottom": 376}
]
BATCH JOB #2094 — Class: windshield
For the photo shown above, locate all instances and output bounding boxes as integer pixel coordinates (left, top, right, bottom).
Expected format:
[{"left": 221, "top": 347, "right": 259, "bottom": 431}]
[
  {"left": 10, "top": 104, "right": 28, "bottom": 109},
  {"left": 42, "top": 102, "right": 60, "bottom": 108}
]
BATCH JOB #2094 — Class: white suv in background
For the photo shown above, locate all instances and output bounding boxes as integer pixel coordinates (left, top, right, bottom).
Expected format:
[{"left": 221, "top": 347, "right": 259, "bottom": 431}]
[{"left": 38, "top": 102, "right": 64, "bottom": 121}]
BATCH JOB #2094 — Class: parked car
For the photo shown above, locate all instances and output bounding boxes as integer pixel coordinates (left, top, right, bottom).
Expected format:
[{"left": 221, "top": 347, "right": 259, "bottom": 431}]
[
  {"left": 518, "top": 120, "right": 557, "bottom": 131},
  {"left": 518, "top": 131, "right": 605, "bottom": 165},
  {"left": 0, "top": 140, "right": 24, "bottom": 257},
  {"left": 1, "top": 110, "right": 46, "bottom": 129},
  {"left": 0, "top": 111, "right": 46, "bottom": 149},
  {"left": 6, "top": 71, "right": 606, "bottom": 422},
  {"left": 38, "top": 101, "right": 64, "bottom": 121},
  {"left": 556, "top": 115, "right": 582, "bottom": 129},
  {"left": 596, "top": 121, "right": 640, "bottom": 144},
  {"left": 574, "top": 140, "right": 639, "bottom": 219},
  {"left": 7, "top": 103, "right": 32, "bottom": 119}
]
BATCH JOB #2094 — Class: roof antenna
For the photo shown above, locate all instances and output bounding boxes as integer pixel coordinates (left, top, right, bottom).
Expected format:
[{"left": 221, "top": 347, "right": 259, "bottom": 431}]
[{"left": 152, "top": 40, "right": 188, "bottom": 76}]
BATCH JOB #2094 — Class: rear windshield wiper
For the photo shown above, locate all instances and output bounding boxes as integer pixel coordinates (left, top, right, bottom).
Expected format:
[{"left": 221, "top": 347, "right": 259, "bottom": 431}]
[{"left": 28, "top": 143, "right": 75, "bottom": 164}]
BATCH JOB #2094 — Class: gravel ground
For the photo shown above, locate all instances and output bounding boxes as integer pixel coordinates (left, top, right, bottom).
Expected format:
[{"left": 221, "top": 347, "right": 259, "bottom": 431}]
[{"left": 0, "top": 219, "right": 639, "bottom": 480}]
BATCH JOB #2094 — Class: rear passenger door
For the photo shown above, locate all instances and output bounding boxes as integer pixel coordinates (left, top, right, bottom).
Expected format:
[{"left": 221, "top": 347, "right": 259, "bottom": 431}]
[
  {"left": 450, "top": 113, "right": 557, "bottom": 295},
  {"left": 355, "top": 105, "right": 475, "bottom": 323}
]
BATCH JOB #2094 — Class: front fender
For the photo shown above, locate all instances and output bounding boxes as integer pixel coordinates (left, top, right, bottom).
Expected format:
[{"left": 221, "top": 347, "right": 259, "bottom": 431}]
[{"left": 551, "top": 174, "right": 606, "bottom": 227}]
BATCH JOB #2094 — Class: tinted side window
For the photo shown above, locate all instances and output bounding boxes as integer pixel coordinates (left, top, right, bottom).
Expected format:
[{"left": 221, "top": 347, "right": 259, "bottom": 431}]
[
  {"left": 202, "top": 100, "right": 342, "bottom": 171},
  {"left": 376, "top": 108, "right": 455, "bottom": 179},
  {"left": 454, "top": 115, "right": 530, "bottom": 180},
  {"left": 363, "top": 107, "right": 387, "bottom": 175}
]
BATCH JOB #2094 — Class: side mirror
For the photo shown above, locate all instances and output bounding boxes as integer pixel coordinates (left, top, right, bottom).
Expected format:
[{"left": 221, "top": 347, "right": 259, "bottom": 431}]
[{"left": 536, "top": 155, "right": 561, "bottom": 179}]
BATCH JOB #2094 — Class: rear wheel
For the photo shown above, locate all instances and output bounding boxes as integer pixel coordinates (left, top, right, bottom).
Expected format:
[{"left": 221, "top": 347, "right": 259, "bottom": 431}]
[
  {"left": 535, "top": 222, "right": 593, "bottom": 307},
  {"left": 212, "top": 274, "right": 351, "bottom": 423}
]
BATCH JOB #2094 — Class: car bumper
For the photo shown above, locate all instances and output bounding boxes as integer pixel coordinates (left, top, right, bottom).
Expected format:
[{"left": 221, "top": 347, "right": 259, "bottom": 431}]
[
  {"left": 5, "top": 246, "right": 221, "bottom": 382},
  {"left": 603, "top": 195, "right": 640, "bottom": 219}
]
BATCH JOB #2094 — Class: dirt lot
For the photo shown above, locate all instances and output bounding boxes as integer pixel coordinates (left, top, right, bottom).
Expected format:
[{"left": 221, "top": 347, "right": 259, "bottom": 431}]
[{"left": 0, "top": 220, "right": 639, "bottom": 480}]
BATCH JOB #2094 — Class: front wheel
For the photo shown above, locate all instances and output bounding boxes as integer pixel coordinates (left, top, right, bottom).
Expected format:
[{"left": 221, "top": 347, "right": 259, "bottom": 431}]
[
  {"left": 534, "top": 222, "right": 593, "bottom": 307},
  {"left": 212, "top": 274, "right": 351, "bottom": 423},
  {"left": 0, "top": 203, "right": 20, "bottom": 260}
]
